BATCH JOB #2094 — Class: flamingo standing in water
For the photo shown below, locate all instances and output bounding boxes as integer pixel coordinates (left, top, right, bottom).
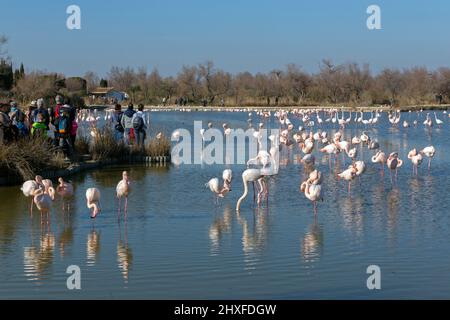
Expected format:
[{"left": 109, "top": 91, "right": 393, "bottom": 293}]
[
  {"left": 320, "top": 143, "right": 339, "bottom": 169},
  {"left": 423, "top": 113, "right": 433, "bottom": 128},
  {"left": 434, "top": 112, "right": 443, "bottom": 127},
  {"left": 116, "top": 171, "right": 131, "bottom": 219},
  {"left": 300, "top": 170, "right": 323, "bottom": 215},
  {"left": 337, "top": 166, "right": 357, "bottom": 194},
  {"left": 420, "top": 146, "right": 436, "bottom": 171},
  {"left": 86, "top": 188, "right": 101, "bottom": 219},
  {"left": 386, "top": 152, "right": 403, "bottom": 183},
  {"left": 56, "top": 177, "right": 74, "bottom": 210},
  {"left": 236, "top": 169, "right": 265, "bottom": 211},
  {"left": 353, "top": 160, "right": 366, "bottom": 183},
  {"left": 33, "top": 187, "right": 52, "bottom": 224},
  {"left": 206, "top": 169, "right": 233, "bottom": 204},
  {"left": 371, "top": 150, "right": 387, "bottom": 174},
  {"left": 408, "top": 148, "right": 423, "bottom": 175},
  {"left": 21, "top": 175, "right": 44, "bottom": 214}
]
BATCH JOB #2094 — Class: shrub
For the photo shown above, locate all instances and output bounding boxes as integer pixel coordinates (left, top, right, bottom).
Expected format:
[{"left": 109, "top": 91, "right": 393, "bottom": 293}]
[
  {"left": 89, "top": 127, "right": 127, "bottom": 161},
  {"left": 145, "top": 134, "right": 171, "bottom": 157},
  {"left": 0, "top": 136, "right": 66, "bottom": 180},
  {"left": 74, "top": 134, "right": 90, "bottom": 155}
]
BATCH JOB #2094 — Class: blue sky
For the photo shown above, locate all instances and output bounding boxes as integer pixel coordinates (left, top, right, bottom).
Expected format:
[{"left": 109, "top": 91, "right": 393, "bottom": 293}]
[{"left": 1, "top": 0, "right": 449, "bottom": 77}]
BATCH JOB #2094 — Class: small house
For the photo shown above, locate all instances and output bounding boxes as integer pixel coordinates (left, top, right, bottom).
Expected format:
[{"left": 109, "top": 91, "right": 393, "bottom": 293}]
[{"left": 89, "top": 87, "right": 128, "bottom": 103}]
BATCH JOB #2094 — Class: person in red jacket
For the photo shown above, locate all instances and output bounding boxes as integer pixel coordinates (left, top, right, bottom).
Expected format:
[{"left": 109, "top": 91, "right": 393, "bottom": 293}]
[{"left": 54, "top": 95, "right": 64, "bottom": 119}]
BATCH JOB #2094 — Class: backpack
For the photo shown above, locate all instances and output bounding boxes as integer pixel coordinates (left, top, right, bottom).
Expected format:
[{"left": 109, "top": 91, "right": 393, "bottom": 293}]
[
  {"left": 58, "top": 117, "right": 69, "bottom": 134},
  {"left": 115, "top": 112, "right": 125, "bottom": 133},
  {"left": 133, "top": 115, "right": 144, "bottom": 130},
  {"left": 33, "top": 108, "right": 48, "bottom": 123}
]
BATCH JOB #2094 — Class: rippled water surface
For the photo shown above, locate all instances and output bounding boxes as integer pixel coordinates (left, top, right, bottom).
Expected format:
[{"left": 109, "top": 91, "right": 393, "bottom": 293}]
[{"left": 1, "top": 111, "right": 449, "bottom": 299}]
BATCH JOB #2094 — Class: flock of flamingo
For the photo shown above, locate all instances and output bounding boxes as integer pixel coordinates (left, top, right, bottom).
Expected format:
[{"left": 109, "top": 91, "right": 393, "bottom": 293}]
[
  {"left": 19, "top": 107, "right": 445, "bottom": 219},
  {"left": 203, "top": 108, "right": 442, "bottom": 214}
]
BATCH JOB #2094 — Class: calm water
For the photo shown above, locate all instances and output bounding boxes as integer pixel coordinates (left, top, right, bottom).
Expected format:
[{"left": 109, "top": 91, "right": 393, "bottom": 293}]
[{"left": 0, "top": 110, "right": 449, "bottom": 299}]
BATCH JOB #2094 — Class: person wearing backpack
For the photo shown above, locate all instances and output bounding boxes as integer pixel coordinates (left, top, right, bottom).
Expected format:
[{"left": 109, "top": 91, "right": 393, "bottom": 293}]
[
  {"left": 120, "top": 103, "right": 136, "bottom": 145},
  {"left": 31, "top": 113, "right": 47, "bottom": 137},
  {"left": 112, "top": 104, "right": 124, "bottom": 141},
  {"left": 0, "top": 102, "right": 11, "bottom": 145},
  {"left": 54, "top": 95, "right": 64, "bottom": 119},
  {"left": 32, "top": 98, "right": 50, "bottom": 129},
  {"left": 132, "top": 103, "right": 147, "bottom": 148},
  {"left": 55, "top": 106, "right": 72, "bottom": 157},
  {"left": 16, "top": 109, "right": 29, "bottom": 137}
]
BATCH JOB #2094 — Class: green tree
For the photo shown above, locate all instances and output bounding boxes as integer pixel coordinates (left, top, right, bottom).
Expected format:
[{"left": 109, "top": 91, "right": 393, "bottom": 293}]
[
  {"left": 99, "top": 78, "right": 108, "bottom": 87},
  {"left": 0, "top": 60, "right": 13, "bottom": 91}
]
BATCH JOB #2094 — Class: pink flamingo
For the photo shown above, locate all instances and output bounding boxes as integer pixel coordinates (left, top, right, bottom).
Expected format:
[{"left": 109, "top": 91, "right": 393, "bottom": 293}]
[
  {"left": 300, "top": 180, "right": 323, "bottom": 215},
  {"left": 236, "top": 169, "right": 265, "bottom": 211},
  {"left": 21, "top": 175, "right": 44, "bottom": 214},
  {"left": 420, "top": 146, "right": 435, "bottom": 171},
  {"left": 41, "top": 179, "right": 56, "bottom": 201},
  {"left": 116, "top": 171, "right": 131, "bottom": 219},
  {"left": 56, "top": 177, "right": 74, "bottom": 210},
  {"left": 337, "top": 166, "right": 357, "bottom": 194},
  {"left": 33, "top": 187, "right": 52, "bottom": 224},
  {"left": 387, "top": 152, "right": 403, "bottom": 183},
  {"left": 320, "top": 143, "right": 339, "bottom": 170},
  {"left": 86, "top": 188, "right": 101, "bottom": 219},
  {"left": 371, "top": 150, "right": 387, "bottom": 174},
  {"left": 407, "top": 148, "right": 423, "bottom": 175},
  {"left": 206, "top": 169, "right": 233, "bottom": 204}
]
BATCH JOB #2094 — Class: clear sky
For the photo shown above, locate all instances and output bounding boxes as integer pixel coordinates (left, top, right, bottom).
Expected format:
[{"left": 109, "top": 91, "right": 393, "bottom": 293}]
[{"left": 1, "top": 0, "right": 449, "bottom": 77}]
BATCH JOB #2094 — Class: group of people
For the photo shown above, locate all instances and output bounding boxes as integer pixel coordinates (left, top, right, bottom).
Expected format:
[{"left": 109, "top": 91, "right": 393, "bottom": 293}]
[
  {"left": 0, "top": 95, "right": 78, "bottom": 158},
  {"left": 111, "top": 103, "right": 148, "bottom": 148}
]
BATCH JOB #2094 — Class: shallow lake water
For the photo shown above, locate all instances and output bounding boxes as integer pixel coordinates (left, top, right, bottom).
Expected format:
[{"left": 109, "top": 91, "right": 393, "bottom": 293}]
[{"left": 0, "top": 110, "right": 449, "bottom": 299}]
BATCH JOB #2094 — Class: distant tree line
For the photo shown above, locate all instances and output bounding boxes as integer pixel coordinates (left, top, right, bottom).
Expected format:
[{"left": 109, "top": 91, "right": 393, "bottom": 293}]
[{"left": 86, "top": 60, "right": 450, "bottom": 107}]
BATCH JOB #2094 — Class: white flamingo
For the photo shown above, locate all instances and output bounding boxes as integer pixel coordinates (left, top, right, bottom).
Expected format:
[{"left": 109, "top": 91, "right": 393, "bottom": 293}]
[
  {"left": 21, "top": 175, "right": 44, "bottom": 214},
  {"left": 86, "top": 188, "right": 101, "bottom": 219},
  {"left": 206, "top": 169, "right": 233, "bottom": 204},
  {"left": 116, "top": 171, "right": 131, "bottom": 219},
  {"left": 420, "top": 146, "right": 436, "bottom": 170}
]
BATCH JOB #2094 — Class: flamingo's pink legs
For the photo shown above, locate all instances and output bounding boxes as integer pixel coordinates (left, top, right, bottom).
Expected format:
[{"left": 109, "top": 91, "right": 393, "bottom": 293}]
[
  {"left": 118, "top": 197, "right": 122, "bottom": 220},
  {"left": 124, "top": 197, "right": 128, "bottom": 220}
]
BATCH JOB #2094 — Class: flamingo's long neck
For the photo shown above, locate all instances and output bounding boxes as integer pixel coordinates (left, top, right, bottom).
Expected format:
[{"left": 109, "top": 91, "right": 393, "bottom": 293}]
[{"left": 236, "top": 176, "right": 249, "bottom": 211}]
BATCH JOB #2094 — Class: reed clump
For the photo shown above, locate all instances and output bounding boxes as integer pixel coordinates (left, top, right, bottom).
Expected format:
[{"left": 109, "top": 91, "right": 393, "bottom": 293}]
[
  {"left": 74, "top": 134, "right": 90, "bottom": 155},
  {"left": 0, "top": 136, "right": 66, "bottom": 180},
  {"left": 89, "top": 127, "right": 127, "bottom": 161},
  {"left": 145, "top": 134, "right": 171, "bottom": 157}
]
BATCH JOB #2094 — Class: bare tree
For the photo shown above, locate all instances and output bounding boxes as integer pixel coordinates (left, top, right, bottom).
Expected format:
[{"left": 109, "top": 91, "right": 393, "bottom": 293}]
[
  {"left": 107, "top": 66, "right": 136, "bottom": 91},
  {"left": 84, "top": 71, "right": 100, "bottom": 92},
  {"left": 402, "top": 67, "right": 433, "bottom": 104},
  {"left": 283, "top": 64, "right": 312, "bottom": 104},
  {"left": 344, "top": 63, "right": 371, "bottom": 102},
  {"left": 317, "top": 59, "right": 346, "bottom": 103},
  {"left": 177, "top": 65, "right": 202, "bottom": 103},
  {"left": 377, "top": 68, "right": 405, "bottom": 105},
  {"left": 254, "top": 73, "right": 271, "bottom": 105},
  {"left": 435, "top": 67, "right": 450, "bottom": 101},
  {"left": 13, "top": 71, "right": 56, "bottom": 104}
]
